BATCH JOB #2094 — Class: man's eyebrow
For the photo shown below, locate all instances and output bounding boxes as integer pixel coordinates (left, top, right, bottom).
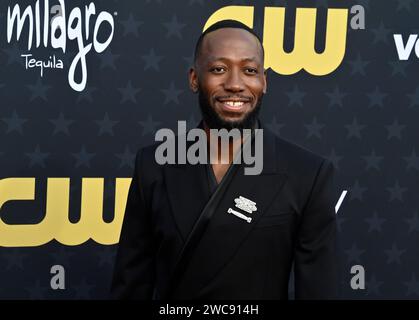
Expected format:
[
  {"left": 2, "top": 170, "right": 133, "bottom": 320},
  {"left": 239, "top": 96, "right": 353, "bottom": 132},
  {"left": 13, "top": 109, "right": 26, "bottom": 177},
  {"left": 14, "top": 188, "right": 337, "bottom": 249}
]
[{"left": 208, "top": 56, "right": 259, "bottom": 63}]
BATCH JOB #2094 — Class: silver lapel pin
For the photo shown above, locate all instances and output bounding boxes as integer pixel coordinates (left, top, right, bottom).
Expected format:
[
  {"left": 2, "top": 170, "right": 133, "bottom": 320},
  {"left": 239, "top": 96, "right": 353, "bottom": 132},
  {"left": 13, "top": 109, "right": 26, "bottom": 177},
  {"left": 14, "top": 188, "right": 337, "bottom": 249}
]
[
  {"left": 234, "top": 196, "right": 257, "bottom": 214},
  {"left": 228, "top": 208, "right": 252, "bottom": 223}
]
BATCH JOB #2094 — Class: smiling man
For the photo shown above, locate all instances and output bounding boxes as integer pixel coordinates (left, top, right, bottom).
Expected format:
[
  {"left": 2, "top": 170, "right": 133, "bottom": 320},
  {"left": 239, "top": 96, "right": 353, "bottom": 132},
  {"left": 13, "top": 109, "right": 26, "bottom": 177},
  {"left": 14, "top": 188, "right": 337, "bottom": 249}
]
[{"left": 111, "top": 20, "right": 339, "bottom": 300}]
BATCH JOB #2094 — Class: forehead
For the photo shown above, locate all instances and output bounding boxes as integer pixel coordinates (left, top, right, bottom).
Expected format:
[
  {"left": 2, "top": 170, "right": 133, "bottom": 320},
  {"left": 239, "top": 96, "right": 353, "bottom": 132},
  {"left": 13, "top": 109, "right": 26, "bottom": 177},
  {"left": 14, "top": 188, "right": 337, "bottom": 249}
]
[{"left": 199, "top": 28, "right": 263, "bottom": 62}]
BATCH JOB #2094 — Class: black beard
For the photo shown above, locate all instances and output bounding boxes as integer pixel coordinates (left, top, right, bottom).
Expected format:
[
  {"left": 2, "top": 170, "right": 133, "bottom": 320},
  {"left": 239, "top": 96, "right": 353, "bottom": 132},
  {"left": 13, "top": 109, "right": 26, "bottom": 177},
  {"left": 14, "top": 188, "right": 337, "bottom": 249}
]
[{"left": 198, "top": 91, "right": 263, "bottom": 130}]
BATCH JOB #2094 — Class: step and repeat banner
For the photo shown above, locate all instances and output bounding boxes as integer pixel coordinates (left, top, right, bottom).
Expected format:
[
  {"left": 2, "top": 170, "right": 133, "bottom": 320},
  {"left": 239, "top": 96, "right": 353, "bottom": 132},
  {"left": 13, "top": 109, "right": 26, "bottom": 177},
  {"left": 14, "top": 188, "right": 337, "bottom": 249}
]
[{"left": 0, "top": 0, "right": 418, "bottom": 299}]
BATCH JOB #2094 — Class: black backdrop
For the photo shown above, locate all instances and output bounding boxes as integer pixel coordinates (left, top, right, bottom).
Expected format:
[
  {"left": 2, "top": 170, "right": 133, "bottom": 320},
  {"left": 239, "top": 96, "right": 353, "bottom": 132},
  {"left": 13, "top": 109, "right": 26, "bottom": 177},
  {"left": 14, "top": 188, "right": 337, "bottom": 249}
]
[{"left": 1, "top": 0, "right": 418, "bottom": 299}]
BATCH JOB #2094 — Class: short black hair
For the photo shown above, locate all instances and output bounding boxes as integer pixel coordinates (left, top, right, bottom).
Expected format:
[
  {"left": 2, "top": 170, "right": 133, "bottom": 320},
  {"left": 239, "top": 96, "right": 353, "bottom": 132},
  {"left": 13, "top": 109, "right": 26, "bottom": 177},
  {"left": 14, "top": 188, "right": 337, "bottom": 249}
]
[{"left": 193, "top": 19, "right": 264, "bottom": 64}]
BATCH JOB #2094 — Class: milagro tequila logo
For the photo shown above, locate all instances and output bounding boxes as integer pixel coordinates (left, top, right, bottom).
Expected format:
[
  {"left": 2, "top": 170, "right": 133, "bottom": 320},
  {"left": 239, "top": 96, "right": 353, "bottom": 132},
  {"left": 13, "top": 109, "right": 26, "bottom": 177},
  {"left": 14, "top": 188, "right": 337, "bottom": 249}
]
[{"left": 5, "top": 0, "right": 115, "bottom": 92}]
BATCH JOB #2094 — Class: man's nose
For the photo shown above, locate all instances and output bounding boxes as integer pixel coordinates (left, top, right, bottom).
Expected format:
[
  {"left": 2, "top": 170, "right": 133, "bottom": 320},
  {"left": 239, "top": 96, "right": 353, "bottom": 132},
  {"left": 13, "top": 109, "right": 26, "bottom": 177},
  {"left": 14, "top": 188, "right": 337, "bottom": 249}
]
[{"left": 223, "top": 69, "right": 245, "bottom": 92}]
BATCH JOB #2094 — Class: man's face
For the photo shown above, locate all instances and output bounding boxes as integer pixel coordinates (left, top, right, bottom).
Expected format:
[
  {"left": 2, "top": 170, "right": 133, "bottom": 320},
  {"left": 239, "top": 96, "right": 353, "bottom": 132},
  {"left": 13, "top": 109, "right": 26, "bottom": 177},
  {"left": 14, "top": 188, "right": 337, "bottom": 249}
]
[{"left": 189, "top": 28, "right": 267, "bottom": 130}]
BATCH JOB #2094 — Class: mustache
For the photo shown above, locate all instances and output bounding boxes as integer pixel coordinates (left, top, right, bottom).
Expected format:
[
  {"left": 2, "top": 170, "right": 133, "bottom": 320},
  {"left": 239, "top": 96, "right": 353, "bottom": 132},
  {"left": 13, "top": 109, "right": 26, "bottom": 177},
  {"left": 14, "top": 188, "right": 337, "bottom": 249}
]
[
  {"left": 215, "top": 95, "right": 252, "bottom": 101},
  {"left": 198, "top": 90, "right": 263, "bottom": 130}
]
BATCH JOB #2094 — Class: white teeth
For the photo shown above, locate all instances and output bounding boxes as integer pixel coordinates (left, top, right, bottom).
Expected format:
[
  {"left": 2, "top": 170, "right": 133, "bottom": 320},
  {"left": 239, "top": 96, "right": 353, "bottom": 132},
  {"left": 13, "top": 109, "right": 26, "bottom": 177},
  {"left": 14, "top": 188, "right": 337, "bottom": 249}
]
[{"left": 224, "top": 101, "right": 244, "bottom": 107}]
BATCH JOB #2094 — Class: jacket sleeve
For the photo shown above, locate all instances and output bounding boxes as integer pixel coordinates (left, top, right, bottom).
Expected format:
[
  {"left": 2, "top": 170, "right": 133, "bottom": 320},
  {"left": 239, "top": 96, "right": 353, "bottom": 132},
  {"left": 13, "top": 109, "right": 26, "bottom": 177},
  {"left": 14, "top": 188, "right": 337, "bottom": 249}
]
[
  {"left": 110, "top": 149, "right": 155, "bottom": 299},
  {"left": 294, "top": 159, "right": 339, "bottom": 299}
]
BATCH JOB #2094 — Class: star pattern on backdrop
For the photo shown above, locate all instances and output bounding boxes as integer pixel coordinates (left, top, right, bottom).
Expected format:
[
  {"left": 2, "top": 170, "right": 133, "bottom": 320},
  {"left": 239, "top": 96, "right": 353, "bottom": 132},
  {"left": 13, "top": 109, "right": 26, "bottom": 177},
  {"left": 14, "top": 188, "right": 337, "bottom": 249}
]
[
  {"left": 49, "top": 112, "right": 74, "bottom": 136},
  {"left": 95, "top": 113, "right": 119, "bottom": 136},
  {"left": 2, "top": 110, "right": 28, "bottom": 135},
  {"left": 161, "top": 81, "right": 183, "bottom": 104},
  {"left": 0, "top": 0, "right": 418, "bottom": 300},
  {"left": 118, "top": 81, "right": 141, "bottom": 104},
  {"left": 119, "top": 13, "right": 144, "bottom": 37}
]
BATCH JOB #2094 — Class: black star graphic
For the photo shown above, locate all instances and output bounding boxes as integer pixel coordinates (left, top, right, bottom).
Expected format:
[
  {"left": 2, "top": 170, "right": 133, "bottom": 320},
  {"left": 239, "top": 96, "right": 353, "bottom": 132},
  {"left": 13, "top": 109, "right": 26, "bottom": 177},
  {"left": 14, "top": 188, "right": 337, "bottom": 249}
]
[
  {"left": 304, "top": 117, "right": 325, "bottom": 139},
  {"left": 364, "top": 211, "right": 386, "bottom": 232},
  {"left": 2, "top": 110, "right": 28, "bottom": 135},
  {"left": 348, "top": 53, "right": 370, "bottom": 76},
  {"left": 286, "top": 85, "right": 306, "bottom": 107},
  {"left": 138, "top": 115, "right": 162, "bottom": 136},
  {"left": 407, "top": 86, "right": 419, "bottom": 108},
  {"left": 118, "top": 81, "right": 141, "bottom": 104},
  {"left": 161, "top": 82, "right": 183, "bottom": 104},
  {"left": 119, "top": 13, "right": 143, "bottom": 37},
  {"left": 345, "top": 117, "right": 366, "bottom": 139},
  {"left": 2, "top": 43, "right": 24, "bottom": 66},
  {"left": 386, "top": 181, "right": 407, "bottom": 202},
  {"left": 115, "top": 146, "right": 136, "bottom": 169},
  {"left": 95, "top": 113, "right": 119, "bottom": 136},
  {"left": 403, "top": 149, "right": 419, "bottom": 171},
  {"left": 384, "top": 243, "right": 406, "bottom": 265},
  {"left": 365, "top": 274, "right": 383, "bottom": 296},
  {"left": 27, "top": 78, "right": 52, "bottom": 101},
  {"left": 72, "top": 146, "right": 95, "bottom": 168},
  {"left": 163, "top": 15, "right": 186, "bottom": 39},
  {"left": 266, "top": 117, "right": 285, "bottom": 136},
  {"left": 385, "top": 119, "right": 405, "bottom": 140},
  {"left": 325, "top": 86, "right": 347, "bottom": 108},
  {"left": 25, "top": 145, "right": 50, "bottom": 168},
  {"left": 367, "top": 86, "right": 387, "bottom": 108},
  {"left": 349, "top": 180, "right": 368, "bottom": 201},
  {"left": 389, "top": 60, "right": 409, "bottom": 77},
  {"left": 326, "top": 149, "right": 343, "bottom": 170},
  {"left": 141, "top": 48, "right": 164, "bottom": 71},
  {"left": 404, "top": 274, "right": 419, "bottom": 297},
  {"left": 362, "top": 149, "right": 383, "bottom": 171},
  {"left": 100, "top": 50, "right": 120, "bottom": 70},
  {"left": 405, "top": 211, "right": 419, "bottom": 234},
  {"left": 49, "top": 112, "right": 74, "bottom": 136},
  {"left": 370, "top": 21, "right": 392, "bottom": 45}
]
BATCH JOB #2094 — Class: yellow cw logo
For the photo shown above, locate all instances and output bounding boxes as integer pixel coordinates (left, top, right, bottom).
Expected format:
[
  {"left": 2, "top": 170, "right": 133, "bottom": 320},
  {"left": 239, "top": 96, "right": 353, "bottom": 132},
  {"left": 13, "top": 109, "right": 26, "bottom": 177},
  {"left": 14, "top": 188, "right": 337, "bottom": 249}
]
[
  {"left": 204, "top": 5, "right": 356, "bottom": 75},
  {"left": 0, "top": 178, "right": 131, "bottom": 247}
]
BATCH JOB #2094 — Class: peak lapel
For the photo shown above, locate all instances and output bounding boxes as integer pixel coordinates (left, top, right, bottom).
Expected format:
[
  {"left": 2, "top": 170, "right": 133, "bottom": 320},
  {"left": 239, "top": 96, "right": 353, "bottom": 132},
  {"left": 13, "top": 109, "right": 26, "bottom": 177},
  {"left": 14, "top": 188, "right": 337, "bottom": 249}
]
[
  {"left": 164, "top": 163, "right": 210, "bottom": 242},
  {"left": 173, "top": 129, "right": 288, "bottom": 297}
]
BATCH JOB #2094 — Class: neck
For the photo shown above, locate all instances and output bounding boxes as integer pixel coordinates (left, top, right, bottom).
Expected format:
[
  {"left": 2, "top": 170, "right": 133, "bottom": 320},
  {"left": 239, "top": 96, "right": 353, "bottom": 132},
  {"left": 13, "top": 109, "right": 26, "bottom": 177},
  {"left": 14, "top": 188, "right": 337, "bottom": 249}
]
[{"left": 203, "top": 121, "right": 257, "bottom": 165}]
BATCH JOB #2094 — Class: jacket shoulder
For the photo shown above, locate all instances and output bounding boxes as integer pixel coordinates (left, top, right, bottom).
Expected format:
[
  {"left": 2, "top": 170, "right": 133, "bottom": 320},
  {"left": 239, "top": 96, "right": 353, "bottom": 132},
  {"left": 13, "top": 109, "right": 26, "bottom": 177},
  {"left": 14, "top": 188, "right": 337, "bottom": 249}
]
[
  {"left": 270, "top": 131, "right": 332, "bottom": 174},
  {"left": 132, "top": 142, "right": 164, "bottom": 182}
]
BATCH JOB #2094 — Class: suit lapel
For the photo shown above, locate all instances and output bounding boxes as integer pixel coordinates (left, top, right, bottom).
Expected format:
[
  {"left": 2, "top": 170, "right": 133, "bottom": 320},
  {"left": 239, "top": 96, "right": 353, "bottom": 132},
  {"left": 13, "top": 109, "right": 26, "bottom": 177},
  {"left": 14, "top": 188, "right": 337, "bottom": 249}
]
[
  {"left": 164, "top": 163, "right": 210, "bottom": 242},
  {"left": 163, "top": 121, "right": 212, "bottom": 242},
  {"left": 172, "top": 129, "right": 289, "bottom": 297}
]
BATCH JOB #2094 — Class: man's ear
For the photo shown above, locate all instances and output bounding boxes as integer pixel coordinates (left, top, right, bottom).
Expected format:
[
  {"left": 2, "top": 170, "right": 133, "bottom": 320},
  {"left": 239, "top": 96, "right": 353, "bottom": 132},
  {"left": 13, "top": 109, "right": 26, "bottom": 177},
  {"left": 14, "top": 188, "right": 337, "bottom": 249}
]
[{"left": 188, "top": 67, "right": 199, "bottom": 93}]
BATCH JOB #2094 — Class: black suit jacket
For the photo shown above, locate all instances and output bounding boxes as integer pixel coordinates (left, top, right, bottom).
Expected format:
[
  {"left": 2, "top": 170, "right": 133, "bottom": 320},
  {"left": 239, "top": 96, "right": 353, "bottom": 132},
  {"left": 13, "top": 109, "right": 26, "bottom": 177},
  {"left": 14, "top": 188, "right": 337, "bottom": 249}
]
[{"left": 111, "top": 124, "right": 339, "bottom": 300}]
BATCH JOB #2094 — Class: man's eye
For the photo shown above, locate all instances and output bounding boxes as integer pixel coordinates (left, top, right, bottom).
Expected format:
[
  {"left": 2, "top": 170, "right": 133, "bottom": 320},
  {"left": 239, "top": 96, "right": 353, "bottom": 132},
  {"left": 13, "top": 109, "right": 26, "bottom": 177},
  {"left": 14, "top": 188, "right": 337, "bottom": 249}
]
[
  {"left": 245, "top": 68, "right": 258, "bottom": 74},
  {"left": 211, "top": 67, "right": 226, "bottom": 73}
]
